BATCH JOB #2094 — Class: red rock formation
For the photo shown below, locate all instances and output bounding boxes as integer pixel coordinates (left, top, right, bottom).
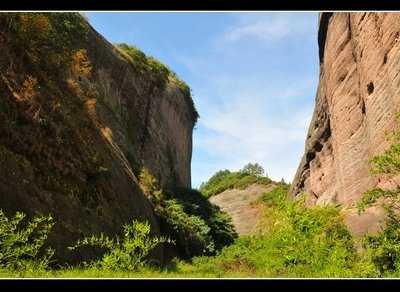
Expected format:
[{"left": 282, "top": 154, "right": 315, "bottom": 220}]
[{"left": 292, "top": 12, "right": 400, "bottom": 234}]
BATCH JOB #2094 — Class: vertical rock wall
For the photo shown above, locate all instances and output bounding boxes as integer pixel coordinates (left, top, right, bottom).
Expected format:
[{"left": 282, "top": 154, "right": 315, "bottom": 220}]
[{"left": 292, "top": 12, "right": 400, "bottom": 234}]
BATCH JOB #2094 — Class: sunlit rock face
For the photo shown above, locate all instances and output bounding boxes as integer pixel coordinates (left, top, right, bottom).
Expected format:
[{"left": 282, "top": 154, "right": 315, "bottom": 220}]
[
  {"left": 291, "top": 12, "right": 400, "bottom": 234},
  {"left": 0, "top": 13, "right": 196, "bottom": 262}
]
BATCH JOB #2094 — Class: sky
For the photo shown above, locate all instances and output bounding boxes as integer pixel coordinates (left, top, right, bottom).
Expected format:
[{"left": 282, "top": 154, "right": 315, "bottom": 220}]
[{"left": 86, "top": 12, "right": 320, "bottom": 188}]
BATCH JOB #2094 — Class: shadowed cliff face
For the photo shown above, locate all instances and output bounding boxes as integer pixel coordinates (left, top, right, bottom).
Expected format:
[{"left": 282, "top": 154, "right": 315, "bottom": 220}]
[
  {"left": 291, "top": 12, "right": 400, "bottom": 234},
  {"left": 0, "top": 13, "right": 197, "bottom": 262}
]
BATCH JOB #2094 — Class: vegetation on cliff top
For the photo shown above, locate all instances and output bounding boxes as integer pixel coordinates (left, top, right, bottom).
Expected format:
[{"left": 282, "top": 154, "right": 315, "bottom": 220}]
[
  {"left": 116, "top": 43, "right": 199, "bottom": 122},
  {"left": 199, "top": 163, "right": 272, "bottom": 198}
]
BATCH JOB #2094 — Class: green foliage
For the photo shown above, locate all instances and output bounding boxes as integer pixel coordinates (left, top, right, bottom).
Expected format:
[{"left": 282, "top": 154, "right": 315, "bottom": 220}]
[
  {"left": 0, "top": 185, "right": 391, "bottom": 278},
  {"left": 358, "top": 115, "right": 400, "bottom": 276},
  {"left": 241, "top": 162, "right": 265, "bottom": 177},
  {"left": 362, "top": 213, "right": 400, "bottom": 276},
  {"left": 262, "top": 184, "right": 290, "bottom": 208},
  {"left": 116, "top": 43, "right": 198, "bottom": 121},
  {"left": 199, "top": 163, "right": 272, "bottom": 198},
  {"left": 172, "top": 185, "right": 360, "bottom": 277},
  {"left": 138, "top": 168, "right": 237, "bottom": 258},
  {"left": 0, "top": 210, "right": 55, "bottom": 270},
  {"left": 69, "top": 220, "right": 172, "bottom": 271},
  {"left": 170, "top": 188, "right": 237, "bottom": 254},
  {"left": 161, "top": 199, "right": 214, "bottom": 255}
]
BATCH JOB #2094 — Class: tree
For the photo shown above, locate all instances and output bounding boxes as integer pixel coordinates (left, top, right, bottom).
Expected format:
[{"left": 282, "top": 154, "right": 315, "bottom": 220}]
[{"left": 241, "top": 163, "right": 265, "bottom": 177}]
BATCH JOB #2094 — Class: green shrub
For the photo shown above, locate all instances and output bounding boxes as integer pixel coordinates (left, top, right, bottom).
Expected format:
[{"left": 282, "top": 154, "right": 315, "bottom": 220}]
[
  {"left": 358, "top": 114, "right": 400, "bottom": 276},
  {"left": 362, "top": 215, "right": 400, "bottom": 276},
  {"left": 241, "top": 162, "right": 265, "bottom": 177},
  {"left": 0, "top": 210, "right": 55, "bottom": 270},
  {"left": 138, "top": 168, "right": 237, "bottom": 258},
  {"left": 69, "top": 220, "right": 172, "bottom": 271},
  {"left": 161, "top": 199, "right": 214, "bottom": 256},
  {"left": 199, "top": 163, "right": 272, "bottom": 198},
  {"left": 174, "top": 186, "right": 359, "bottom": 277},
  {"left": 116, "top": 43, "right": 188, "bottom": 92},
  {"left": 170, "top": 188, "right": 237, "bottom": 255}
]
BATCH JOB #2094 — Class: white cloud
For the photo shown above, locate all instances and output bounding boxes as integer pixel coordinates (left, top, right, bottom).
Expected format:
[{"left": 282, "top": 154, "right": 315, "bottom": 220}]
[
  {"left": 193, "top": 83, "right": 314, "bottom": 186},
  {"left": 182, "top": 12, "right": 319, "bottom": 187},
  {"left": 220, "top": 12, "right": 316, "bottom": 45},
  {"left": 224, "top": 20, "right": 288, "bottom": 43}
]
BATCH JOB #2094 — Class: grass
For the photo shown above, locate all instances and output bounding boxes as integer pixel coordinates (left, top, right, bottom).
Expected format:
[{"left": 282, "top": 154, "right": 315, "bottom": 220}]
[
  {"left": 0, "top": 185, "right": 381, "bottom": 278},
  {"left": 164, "top": 185, "right": 365, "bottom": 278}
]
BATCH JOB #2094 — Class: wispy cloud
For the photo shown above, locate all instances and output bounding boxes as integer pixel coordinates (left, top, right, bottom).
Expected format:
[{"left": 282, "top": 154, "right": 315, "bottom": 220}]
[
  {"left": 86, "top": 12, "right": 319, "bottom": 188},
  {"left": 220, "top": 12, "right": 316, "bottom": 45},
  {"left": 171, "top": 12, "right": 320, "bottom": 187},
  {"left": 193, "top": 82, "right": 314, "bottom": 185}
]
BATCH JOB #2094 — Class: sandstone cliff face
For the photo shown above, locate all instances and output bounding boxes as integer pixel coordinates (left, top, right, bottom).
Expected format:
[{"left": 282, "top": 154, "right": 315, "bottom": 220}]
[
  {"left": 0, "top": 13, "right": 197, "bottom": 262},
  {"left": 291, "top": 12, "right": 400, "bottom": 233}
]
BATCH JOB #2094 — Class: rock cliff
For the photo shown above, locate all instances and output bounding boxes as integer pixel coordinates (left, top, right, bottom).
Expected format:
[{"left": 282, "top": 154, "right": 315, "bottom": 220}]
[
  {"left": 0, "top": 13, "right": 197, "bottom": 262},
  {"left": 291, "top": 12, "right": 400, "bottom": 234}
]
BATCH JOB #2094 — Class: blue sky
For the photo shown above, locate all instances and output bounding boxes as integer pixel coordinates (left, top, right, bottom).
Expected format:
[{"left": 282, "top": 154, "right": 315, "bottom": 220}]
[{"left": 86, "top": 12, "right": 320, "bottom": 188}]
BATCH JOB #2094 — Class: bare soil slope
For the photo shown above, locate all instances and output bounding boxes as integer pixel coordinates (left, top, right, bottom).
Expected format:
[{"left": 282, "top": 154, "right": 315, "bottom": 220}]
[{"left": 210, "top": 184, "right": 276, "bottom": 235}]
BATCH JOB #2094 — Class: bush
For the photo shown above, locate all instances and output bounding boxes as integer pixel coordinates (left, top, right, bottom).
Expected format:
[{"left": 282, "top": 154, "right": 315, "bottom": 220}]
[
  {"left": 199, "top": 163, "right": 272, "bottom": 198},
  {"left": 161, "top": 199, "right": 214, "bottom": 256},
  {"left": 0, "top": 210, "right": 55, "bottom": 270},
  {"left": 138, "top": 168, "right": 237, "bottom": 258},
  {"left": 358, "top": 114, "right": 400, "bottom": 276},
  {"left": 362, "top": 215, "right": 400, "bottom": 276},
  {"left": 69, "top": 220, "right": 172, "bottom": 271},
  {"left": 241, "top": 163, "right": 265, "bottom": 177},
  {"left": 170, "top": 188, "right": 237, "bottom": 254},
  {"left": 116, "top": 43, "right": 189, "bottom": 93},
  {"left": 174, "top": 185, "right": 359, "bottom": 277}
]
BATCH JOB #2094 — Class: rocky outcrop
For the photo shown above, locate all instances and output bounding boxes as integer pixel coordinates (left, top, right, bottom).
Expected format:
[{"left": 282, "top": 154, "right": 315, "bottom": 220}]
[
  {"left": 0, "top": 13, "right": 197, "bottom": 262},
  {"left": 291, "top": 12, "right": 400, "bottom": 232}
]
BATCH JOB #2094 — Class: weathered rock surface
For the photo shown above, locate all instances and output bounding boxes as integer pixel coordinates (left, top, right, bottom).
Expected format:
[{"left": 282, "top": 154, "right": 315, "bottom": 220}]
[
  {"left": 0, "top": 13, "right": 197, "bottom": 262},
  {"left": 210, "top": 184, "right": 276, "bottom": 235},
  {"left": 291, "top": 12, "right": 400, "bottom": 234}
]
